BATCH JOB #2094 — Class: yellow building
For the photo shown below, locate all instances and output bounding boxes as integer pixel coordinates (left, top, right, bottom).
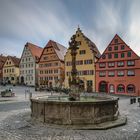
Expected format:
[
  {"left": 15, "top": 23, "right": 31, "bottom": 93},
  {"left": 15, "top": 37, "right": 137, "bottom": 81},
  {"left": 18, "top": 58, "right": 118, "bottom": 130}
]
[
  {"left": 64, "top": 28, "right": 101, "bottom": 92},
  {"left": 3, "top": 56, "right": 20, "bottom": 84}
]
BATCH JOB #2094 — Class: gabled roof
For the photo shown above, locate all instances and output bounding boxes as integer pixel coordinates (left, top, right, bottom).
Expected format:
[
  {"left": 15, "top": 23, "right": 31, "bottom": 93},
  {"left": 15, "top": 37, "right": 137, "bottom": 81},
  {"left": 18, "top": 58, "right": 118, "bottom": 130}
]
[
  {"left": 75, "top": 27, "right": 101, "bottom": 58},
  {"left": 97, "top": 34, "right": 139, "bottom": 63},
  {"left": 42, "top": 40, "right": 67, "bottom": 61},
  {"left": 7, "top": 56, "right": 20, "bottom": 67},
  {"left": 83, "top": 35, "right": 101, "bottom": 58},
  {"left": 26, "top": 42, "right": 43, "bottom": 59}
]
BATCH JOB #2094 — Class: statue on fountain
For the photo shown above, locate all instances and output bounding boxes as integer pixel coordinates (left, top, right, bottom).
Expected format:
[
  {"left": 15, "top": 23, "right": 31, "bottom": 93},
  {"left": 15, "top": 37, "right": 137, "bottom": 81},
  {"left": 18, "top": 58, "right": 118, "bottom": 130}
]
[{"left": 68, "top": 34, "right": 81, "bottom": 101}]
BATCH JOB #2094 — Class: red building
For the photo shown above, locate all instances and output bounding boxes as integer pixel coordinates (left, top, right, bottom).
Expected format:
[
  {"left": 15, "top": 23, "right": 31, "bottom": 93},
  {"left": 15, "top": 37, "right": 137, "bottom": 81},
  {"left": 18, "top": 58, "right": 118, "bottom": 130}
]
[{"left": 96, "top": 34, "right": 140, "bottom": 96}]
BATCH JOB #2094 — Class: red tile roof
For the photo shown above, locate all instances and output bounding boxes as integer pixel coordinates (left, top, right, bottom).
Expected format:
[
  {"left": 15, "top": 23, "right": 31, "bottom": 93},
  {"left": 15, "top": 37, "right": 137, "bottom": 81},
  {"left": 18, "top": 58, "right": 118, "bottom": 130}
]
[
  {"left": 44, "top": 40, "right": 67, "bottom": 61},
  {"left": 83, "top": 35, "right": 101, "bottom": 58},
  {"left": 0, "top": 55, "right": 7, "bottom": 69},
  {"left": 7, "top": 56, "right": 20, "bottom": 67},
  {"left": 26, "top": 42, "right": 43, "bottom": 59}
]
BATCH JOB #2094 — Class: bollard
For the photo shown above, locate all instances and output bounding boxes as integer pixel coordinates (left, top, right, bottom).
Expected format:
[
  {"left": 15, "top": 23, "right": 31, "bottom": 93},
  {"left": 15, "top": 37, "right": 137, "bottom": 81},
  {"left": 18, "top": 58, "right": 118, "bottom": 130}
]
[
  {"left": 138, "top": 98, "right": 140, "bottom": 107},
  {"left": 133, "top": 98, "right": 136, "bottom": 103},
  {"left": 130, "top": 98, "right": 133, "bottom": 104}
]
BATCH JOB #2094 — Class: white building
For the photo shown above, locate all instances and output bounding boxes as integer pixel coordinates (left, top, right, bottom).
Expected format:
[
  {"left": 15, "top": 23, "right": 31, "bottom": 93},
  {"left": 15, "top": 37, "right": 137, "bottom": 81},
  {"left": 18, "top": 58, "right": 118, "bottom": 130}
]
[{"left": 19, "top": 42, "right": 43, "bottom": 86}]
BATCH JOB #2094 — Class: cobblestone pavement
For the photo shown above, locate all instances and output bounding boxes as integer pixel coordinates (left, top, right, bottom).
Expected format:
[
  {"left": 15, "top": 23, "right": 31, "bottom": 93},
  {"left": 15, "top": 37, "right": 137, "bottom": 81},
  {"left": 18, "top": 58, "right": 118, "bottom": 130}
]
[{"left": 0, "top": 86, "right": 140, "bottom": 140}]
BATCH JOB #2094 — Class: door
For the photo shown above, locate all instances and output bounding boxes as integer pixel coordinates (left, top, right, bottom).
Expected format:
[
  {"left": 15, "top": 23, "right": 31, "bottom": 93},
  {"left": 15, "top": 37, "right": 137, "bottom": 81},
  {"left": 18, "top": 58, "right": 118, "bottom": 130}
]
[{"left": 99, "top": 81, "right": 108, "bottom": 92}]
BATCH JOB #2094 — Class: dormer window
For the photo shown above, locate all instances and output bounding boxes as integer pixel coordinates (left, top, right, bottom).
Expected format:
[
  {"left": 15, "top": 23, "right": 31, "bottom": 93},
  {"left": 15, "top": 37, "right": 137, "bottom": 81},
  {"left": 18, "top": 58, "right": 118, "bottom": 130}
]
[
  {"left": 114, "top": 39, "right": 118, "bottom": 44},
  {"left": 127, "top": 51, "right": 131, "bottom": 57},
  {"left": 121, "top": 45, "right": 125, "bottom": 50},
  {"left": 79, "top": 50, "right": 86, "bottom": 55},
  {"left": 108, "top": 53, "right": 112, "bottom": 59},
  {"left": 114, "top": 46, "right": 118, "bottom": 50}
]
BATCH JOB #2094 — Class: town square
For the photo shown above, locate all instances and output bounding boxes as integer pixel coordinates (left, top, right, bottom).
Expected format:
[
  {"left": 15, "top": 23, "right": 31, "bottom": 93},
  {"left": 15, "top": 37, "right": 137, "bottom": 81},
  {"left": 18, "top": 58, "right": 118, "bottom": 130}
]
[{"left": 0, "top": 0, "right": 140, "bottom": 140}]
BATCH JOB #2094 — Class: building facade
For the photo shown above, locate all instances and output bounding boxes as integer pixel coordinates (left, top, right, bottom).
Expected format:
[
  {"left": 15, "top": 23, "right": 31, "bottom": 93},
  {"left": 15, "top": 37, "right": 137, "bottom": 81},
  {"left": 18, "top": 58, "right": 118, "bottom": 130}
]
[
  {"left": 38, "top": 40, "right": 67, "bottom": 88},
  {"left": 96, "top": 34, "right": 140, "bottom": 96},
  {"left": 0, "top": 55, "right": 7, "bottom": 84},
  {"left": 64, "top": 28, "right": 101, "bottom": 92},
  {"left": 19, "top": 42, "right": 43, "bottom": 86},
  {"left": 3, "top": 56, "right": 20, "bottom": 84}
]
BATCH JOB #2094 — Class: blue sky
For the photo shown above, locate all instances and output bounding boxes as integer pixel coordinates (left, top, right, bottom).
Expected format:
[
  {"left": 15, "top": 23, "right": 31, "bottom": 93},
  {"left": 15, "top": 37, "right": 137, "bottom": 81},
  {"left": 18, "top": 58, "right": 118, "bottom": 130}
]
[{"left": 0, "top": 0, "right": 140, "bottom": 57}]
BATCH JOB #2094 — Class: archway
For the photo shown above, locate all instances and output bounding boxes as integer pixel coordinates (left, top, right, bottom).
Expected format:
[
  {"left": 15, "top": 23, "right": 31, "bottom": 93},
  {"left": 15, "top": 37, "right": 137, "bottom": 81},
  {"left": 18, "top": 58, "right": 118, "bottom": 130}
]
[
  {"left": 99, "top": 81, "right": 108, "bottom": 93},
  {"left": 21, "top": 76, "right": 24, "bottom": 84},
  {"left": 109, "top": 84, "right": 115, "bottom": 93}
]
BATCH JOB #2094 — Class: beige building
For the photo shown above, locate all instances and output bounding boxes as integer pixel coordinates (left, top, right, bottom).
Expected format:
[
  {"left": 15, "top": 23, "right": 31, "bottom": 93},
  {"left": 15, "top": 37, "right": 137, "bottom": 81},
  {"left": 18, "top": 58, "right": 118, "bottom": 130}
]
[
  {"left": 3, "top": 56, "right": 20, "bottom": 84},
  {"left": 0, "top": 55, "right": 7, "bottom": 84},
  {"left": 64, "top": 28, "right": 101, "bottom": 92}
]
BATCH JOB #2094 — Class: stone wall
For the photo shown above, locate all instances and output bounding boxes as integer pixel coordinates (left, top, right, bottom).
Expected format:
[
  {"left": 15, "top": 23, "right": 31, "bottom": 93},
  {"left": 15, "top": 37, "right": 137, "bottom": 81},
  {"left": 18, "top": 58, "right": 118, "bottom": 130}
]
[{"left": 31, "top": 97, "right": 119, "bottom": 125}]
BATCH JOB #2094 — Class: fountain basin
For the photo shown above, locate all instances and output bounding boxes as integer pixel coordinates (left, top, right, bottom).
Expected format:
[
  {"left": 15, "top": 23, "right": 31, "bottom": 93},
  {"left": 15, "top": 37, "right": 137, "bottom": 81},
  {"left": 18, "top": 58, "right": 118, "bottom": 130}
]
[{"left": 30, "top": 95, "right": 127, "bottom": 129}]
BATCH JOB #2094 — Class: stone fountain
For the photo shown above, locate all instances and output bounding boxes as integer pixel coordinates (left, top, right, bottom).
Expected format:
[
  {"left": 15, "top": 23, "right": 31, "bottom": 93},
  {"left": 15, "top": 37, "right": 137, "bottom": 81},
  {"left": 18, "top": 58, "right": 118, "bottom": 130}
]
[{"left": 30, "top": 35, "right": 127, "bottom": 129}]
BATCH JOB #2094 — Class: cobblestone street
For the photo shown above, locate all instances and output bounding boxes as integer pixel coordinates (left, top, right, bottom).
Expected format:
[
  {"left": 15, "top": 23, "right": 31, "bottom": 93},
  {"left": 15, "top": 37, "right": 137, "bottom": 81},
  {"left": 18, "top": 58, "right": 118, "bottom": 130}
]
[{"left": 0, "top": 86, "right": 140, "bottom": 140}]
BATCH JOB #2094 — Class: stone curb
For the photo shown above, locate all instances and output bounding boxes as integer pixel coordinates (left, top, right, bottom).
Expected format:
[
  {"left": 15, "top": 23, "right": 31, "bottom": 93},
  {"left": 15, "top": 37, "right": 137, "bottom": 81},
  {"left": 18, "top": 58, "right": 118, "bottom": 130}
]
[{"left": 31, "top": 115, "right": 127, "bottom": 130}]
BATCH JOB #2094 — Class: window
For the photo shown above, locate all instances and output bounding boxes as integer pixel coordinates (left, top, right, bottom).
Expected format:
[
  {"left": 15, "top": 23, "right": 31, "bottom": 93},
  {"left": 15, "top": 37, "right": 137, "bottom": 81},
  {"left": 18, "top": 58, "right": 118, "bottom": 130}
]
[
  {"left": 54, "top": 69, "right": 58, "bottom": 73},
  {"left": 121, "top": 53, "right": 125, "bottom": 58},
  {"left": 102, "top": 54, "right": 106, "bottom": 59},
  {"left": 114, "top": 46, "right": 118, "bottom": 50},
  {"left": 67, "top": 72, "right": 70, "bottom": 76},
  {"left": 99, "top": 71, "right": 106, "bottom": 77},
  {"left": 87, "top": 80, "right": 92, "bottom": 87},
  {"left": 127, "top": 60, "right": 135, "bottom": 66},
  {"left": 44, "top": 56, "right": 48, "bottom": 60},
  {"left": 114, "top": 53, "right": 118, "bottom": 58},
  {"left": 127, "top": 70, "right": 135, "bottom": 76},
  {"left": 66, "top": 61, "right": 72, "bottom": 66},
  {"left": 79, "top": 50, "right": 86, "bottom": 55},
  {"left": 127, "top": 85, "right": 135, "bottom": 93},
  {"left": 121, "top": 45, "right": 125, "bottom": 50},
  {"left": 84, "top": 60, "right": 92, "bottom": 64},
  {"left": 127, "top": 51, "right": 131, "bottom": 57},
  {"left": 83, "top": 70, "right": 94, "bottom": 75},
  {"left": 99, "top": 63, "right": 106, "bottom": 68},
  {"left": 108, "top": 71, "right": 115, "bottom": 77},
  {"left": 117, "top": 71, "right": 124, "bottom": 76},
  {"left": 117, "top": 84, "right": 125, "bottom": 93},
  {"left": 108, "top": 53, "right": 112, "bottom": 59},
  {"left": 108, "top": 47, "right": 112, "bottom": 51},
  {"left": 117, "top": 61, "right": 124, "bottom": 67},
  {"left": 76, "top": 60, "right": 83, "bottom": 65},
  {"left": 108, "top": 62, "right": 115, "bottom": 67},
  {"left": 114, "top": 39, "right": 118, "bottom": 43}
]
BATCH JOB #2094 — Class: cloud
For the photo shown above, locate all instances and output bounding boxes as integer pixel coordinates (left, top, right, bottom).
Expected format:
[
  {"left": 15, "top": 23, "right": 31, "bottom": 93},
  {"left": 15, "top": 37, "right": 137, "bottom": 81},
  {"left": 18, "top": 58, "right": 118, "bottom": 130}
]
[{"left": 0, "top": 0, "right": 140, "bottom": 56}]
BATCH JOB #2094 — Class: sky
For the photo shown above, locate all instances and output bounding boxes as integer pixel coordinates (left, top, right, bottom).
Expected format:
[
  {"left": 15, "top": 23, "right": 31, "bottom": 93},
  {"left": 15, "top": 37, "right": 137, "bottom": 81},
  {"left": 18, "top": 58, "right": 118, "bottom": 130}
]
[{"left": 0, "top": 0, "right": 140, "bottom": 57}]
